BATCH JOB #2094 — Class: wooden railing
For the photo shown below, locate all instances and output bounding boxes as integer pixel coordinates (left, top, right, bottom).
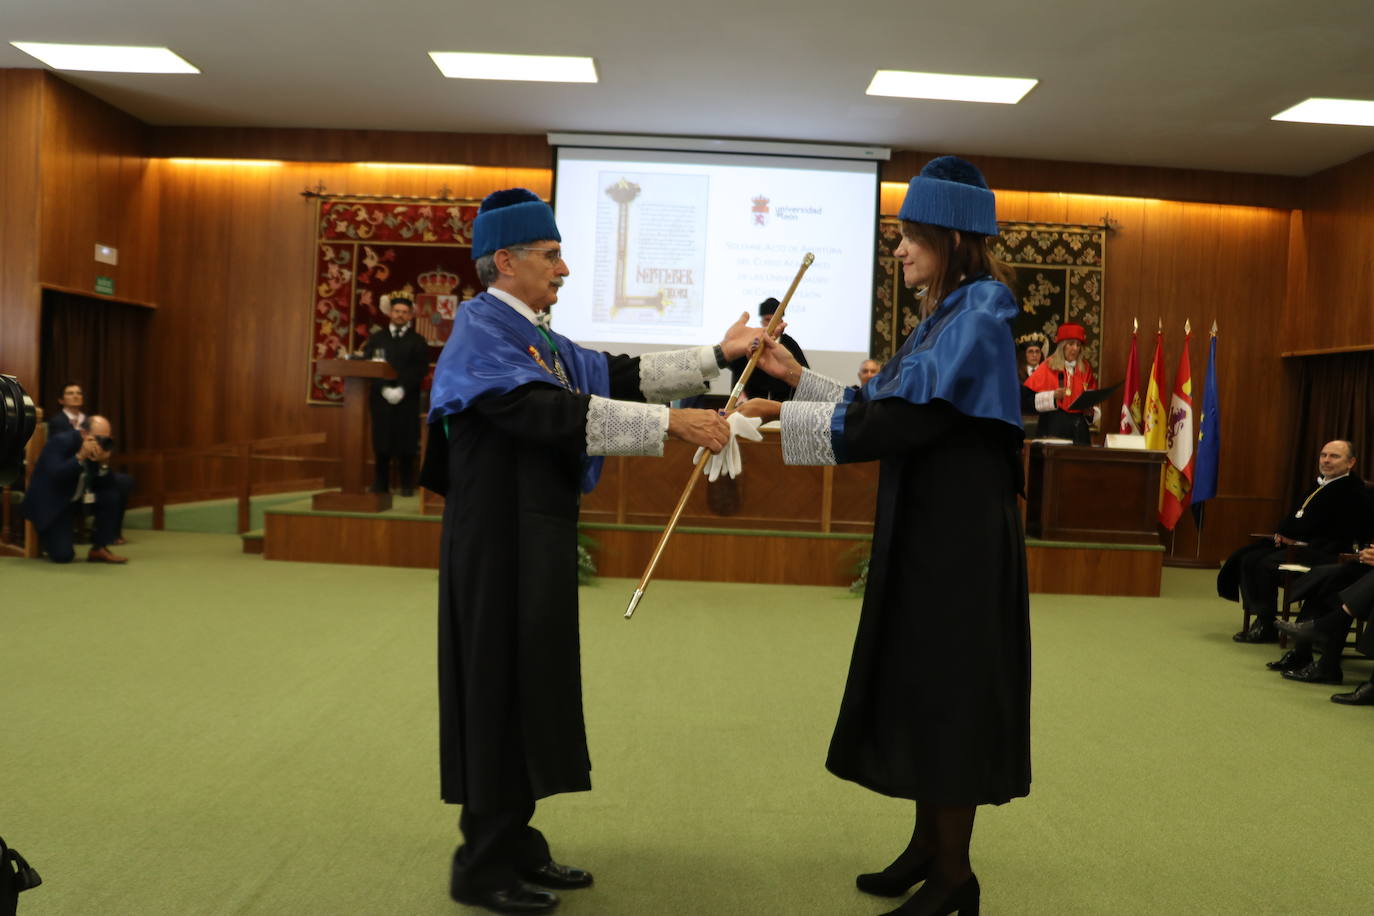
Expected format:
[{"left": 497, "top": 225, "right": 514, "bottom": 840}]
[{"left": 115, "top": 432, "right": 334, "bottom": 533}]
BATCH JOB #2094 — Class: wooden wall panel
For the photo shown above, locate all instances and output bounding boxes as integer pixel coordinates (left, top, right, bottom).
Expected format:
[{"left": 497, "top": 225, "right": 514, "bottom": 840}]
[
  {"left": 0, "top": 71, "right": 44, "bottom": 393},
  {"left": 37, "top": 74, "right": 157, "bottom": 305},
  {"left": 144, "top": 159, "right": 552, "bottom": 493},
  {"left": 1284, "top": 150, "right": 1374, "bottom": 353},
  {"left": 149, "top": 127, "right": 550, "bottom": 170},
  {"left": 884, "top": 149, "right": 1299, "bottom": 209}
]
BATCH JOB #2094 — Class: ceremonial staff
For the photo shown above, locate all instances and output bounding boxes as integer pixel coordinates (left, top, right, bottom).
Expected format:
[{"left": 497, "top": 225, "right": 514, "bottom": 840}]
[{"left": 624, "top": 252, "right": 815, "bottom": 619}]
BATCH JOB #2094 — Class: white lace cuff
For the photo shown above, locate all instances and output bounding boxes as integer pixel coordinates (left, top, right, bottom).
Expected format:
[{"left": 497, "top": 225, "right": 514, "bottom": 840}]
[
  {"left": 638, "top": 347, "right": 717, "bottom": 403},
  {"left": 585, "top": 396, "right": 669, "bottom": 456},
  {"left": 780, "top": 401, "right": 839, "bottom": 466},
  {"left": 794, "top": 368, "right": 847, "bottom": 403},
  {"left": 1034, "top": 389, "right": 1058, "bottom": 412}
]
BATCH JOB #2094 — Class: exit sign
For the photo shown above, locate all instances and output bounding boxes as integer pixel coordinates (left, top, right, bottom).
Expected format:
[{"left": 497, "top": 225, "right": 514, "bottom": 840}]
[{"left": 95, "top": 276, "right": 115, "bottom": 295}]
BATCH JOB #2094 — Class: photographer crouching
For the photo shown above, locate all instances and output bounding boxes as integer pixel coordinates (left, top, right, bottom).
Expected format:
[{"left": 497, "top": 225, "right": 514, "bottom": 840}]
[{"left": 22, "top": 414, "right": 128, "bottom": 564}]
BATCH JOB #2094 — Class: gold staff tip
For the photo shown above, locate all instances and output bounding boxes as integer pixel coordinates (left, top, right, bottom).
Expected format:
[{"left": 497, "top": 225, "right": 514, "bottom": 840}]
[{"left": 802, "top": 252, "right": 815, "bottom": 266}]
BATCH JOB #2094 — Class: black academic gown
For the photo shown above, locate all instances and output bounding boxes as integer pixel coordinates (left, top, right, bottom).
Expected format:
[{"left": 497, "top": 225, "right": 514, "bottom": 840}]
[
  {"left": 362, "top": 327, "right": 430, "bottom": 457},
  {"left": 420, "top": 358, "right": 645, "bottom": 811},
  {"left": 1217, "top": 475, "right": 1373, "bottom": 602},
  {"left": 727, "top": 333, "right": 809, "bottom": 402},
  {"left": 825, "top": 399, "right": 1031, "bottom": 807}
]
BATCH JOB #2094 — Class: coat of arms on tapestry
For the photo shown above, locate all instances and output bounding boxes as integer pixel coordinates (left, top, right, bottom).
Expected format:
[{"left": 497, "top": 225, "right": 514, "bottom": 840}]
[
  {"left": 873, "top": 219, "right": 1107, "bottom": 367},
  {"left": 308, "top": 196, "right": 484, "bottom": 404}
]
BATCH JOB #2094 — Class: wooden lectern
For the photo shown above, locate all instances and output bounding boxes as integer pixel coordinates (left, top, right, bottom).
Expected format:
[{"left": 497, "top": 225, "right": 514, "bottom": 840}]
[
  {"left": 1025, "top": 442, "right": 1166, "bottom": 545},
  {"left": 313, "top": 358, "right": 396, "bottom": 512}
]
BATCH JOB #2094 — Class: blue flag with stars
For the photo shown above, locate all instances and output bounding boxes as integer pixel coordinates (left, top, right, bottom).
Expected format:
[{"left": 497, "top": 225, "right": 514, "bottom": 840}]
[{"left": 1192, "top": 334, "right": 1220, "bottom": 515}]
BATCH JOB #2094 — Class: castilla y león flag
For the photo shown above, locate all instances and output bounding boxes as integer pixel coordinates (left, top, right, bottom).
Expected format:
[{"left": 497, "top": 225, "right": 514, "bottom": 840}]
[{"left": 1159, "top": 326, "right": 1195, "bottom": 529}]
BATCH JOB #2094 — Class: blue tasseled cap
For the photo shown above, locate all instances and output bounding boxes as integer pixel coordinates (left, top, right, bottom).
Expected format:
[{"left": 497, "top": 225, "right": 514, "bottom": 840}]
[
  {"left": 898, "top": 156, "right": 998, "bottom": 236},
  {"left": 471, "top": 188, "right": 561, "bottom": 260}
]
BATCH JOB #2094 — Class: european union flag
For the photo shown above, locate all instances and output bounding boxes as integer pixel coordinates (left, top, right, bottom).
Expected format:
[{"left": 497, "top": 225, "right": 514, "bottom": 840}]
[{"left": 1192, "top": 334, "right": 1220, "bottom": 516}]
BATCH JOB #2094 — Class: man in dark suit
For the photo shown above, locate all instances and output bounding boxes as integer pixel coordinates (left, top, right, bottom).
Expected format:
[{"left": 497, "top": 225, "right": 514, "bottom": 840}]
[
  {"left": 23, "top": 415, "right": 127, "bottom": 564},
  {"left": 1270, "top": 546, "right": 1374, "bottom": 684},
  {"left": 727, "top": 297, "right": 808, "bottom": 402},
  {"left": 1219, "top": 440, "right": 1372, "bottom": 643},
  {"left": 46, "top": 381, "right": 86, "bottom": 434},
  {"left": 361, "top": 296, "right": 430, "bottom": 495},
  {"left": 46, "top": 382, "right": 132, "bottom": 545}
]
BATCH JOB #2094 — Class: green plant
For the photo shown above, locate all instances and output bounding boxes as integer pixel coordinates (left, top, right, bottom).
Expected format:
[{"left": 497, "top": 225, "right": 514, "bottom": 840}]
[
  {"left": 577, "top": 532, "right": 599, "bottom": 585},
  {"left": 845, "top": 545, "right": 870, "bottom": 595}
]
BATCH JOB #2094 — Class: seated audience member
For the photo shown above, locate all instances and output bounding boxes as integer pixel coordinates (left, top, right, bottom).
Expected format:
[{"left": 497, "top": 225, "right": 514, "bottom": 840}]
[
  {"left": 1329, "top": 615, "right": 1374, "bottom": 704},
  {"left": 1023, "top": 323, "right": 1100, "bottom": 444},
  {"left": 857, "top": 358, "right": 882, "bottom": 386},
  {"left": 1219, "top": 440, "right": 1370, "bottom": 643},
  {"left": 22, "top": 415, "right": 128, "bottom": 564},
  {"left": 46, "top": 381, "right": 86, "bottom": 434},
  {"left": 1269, "top": 545, "right": 1374, "bottom": 684},
  {"left": 727, "top": 297, "right": 808, "bottom": 402}
]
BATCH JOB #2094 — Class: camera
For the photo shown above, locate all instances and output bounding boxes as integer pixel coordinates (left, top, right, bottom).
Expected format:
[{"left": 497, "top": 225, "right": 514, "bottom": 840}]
[
  {"left": 94, "top": 435, "right": 116, "bottom": 452},
  {"left": 0, "top": 374, "right": 37, "bottom": 488}
]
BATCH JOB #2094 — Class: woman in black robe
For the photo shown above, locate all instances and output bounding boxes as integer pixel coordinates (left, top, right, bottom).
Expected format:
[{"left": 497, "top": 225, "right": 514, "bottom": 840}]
[{"left": 739, "top": 156, "right": 1030, "bottom": 916}]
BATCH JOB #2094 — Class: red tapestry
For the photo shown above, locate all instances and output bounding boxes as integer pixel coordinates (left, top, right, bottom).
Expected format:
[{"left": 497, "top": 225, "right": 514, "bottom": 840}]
[{"left": 309, "top": 197, "right": 484, "bottom": 403}]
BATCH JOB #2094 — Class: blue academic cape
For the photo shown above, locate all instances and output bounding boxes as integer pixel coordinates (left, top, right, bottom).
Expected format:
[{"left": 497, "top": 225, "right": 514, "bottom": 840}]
[{"left": 428, "top": 291, "right": 611, "bottom": 491}]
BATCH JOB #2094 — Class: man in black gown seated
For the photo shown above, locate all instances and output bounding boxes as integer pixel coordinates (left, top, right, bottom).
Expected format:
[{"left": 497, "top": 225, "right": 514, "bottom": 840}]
[{"left": 1220, "top": 440, "right": 1370, "bottom": 643}]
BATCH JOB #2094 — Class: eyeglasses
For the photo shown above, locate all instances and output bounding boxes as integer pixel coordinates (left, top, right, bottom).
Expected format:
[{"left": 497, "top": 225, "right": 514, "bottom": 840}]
[{"left": 507, "top": 246, "right": 565, "bottom": 264}]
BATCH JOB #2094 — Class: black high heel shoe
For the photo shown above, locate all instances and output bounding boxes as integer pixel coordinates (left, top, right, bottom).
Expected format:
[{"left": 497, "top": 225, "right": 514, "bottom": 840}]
[
  {"left": 856, "top": 852, "right": 932, "bottom": 897},
  {"left": 880, "top": 873, "right": 980, "bottom": 916}
]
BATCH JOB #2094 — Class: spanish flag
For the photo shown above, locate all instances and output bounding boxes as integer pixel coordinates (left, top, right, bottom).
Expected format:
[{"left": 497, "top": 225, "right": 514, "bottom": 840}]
[
  {"left": 1159, "top": 323, "right": 1195, "bottom": 530},
  {"left": 1142, "top": 324, "right": 1167, "bottom": 451}
]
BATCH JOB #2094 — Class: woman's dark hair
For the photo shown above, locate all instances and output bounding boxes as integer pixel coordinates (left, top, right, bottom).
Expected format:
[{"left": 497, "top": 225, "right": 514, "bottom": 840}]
[{"left": 900, "top": 221, "right": 1012, "bottom": 316}]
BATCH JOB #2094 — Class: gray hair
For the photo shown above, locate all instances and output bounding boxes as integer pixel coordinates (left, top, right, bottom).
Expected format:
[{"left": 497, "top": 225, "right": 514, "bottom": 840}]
[{"left": 474, "top": 254, "right": 499, "bottom": 286}]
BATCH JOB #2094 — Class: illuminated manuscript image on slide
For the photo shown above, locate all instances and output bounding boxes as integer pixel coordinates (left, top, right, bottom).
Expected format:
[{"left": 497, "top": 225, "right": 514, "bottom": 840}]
[
  {"left": 592, "top": 173, "right": 709, "bottom": 328},
  {"left": 873, "top": 219, "right": 1106, "bottom": 367},
  {"left": 309, "top": 196, "right": 482, "bottom": 404}
]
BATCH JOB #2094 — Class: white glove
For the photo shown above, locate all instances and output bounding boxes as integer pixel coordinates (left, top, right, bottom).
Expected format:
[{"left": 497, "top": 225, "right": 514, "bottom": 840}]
[
  {"left": 381, "top": 385, "right": 405, "bottom": 405},
  {"left": 693, "top": 413, "right": 764, "bottom": 482}
]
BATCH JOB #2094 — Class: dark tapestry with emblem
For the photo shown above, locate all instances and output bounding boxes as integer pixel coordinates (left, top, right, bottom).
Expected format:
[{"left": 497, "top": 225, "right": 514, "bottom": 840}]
[
  {"left": 873, "top": 220, "right": 1107, "bottom": 367},
  {"left": 309, "top": 197, "right": 483, "bottom": 403}
]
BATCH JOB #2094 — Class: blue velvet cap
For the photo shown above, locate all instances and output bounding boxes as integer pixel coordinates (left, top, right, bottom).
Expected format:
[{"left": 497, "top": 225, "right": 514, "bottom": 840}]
[
  {"left": 897, "top": 156, "right": 998, "bottom": 236},
  {"left": 471, "top": 188, "right": 561, "bottom": 260}
]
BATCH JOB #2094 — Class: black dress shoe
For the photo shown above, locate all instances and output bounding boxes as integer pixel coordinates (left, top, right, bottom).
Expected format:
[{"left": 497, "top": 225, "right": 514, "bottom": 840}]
[
  {"left": 1233, "top": 621, "right": 1278, "bottom": 643},
  {"left": 1281, "top": 661, "right": 1343, "bottom": 685},
  {"left": 1275, "top": 619, "right": 1320, "bottom": 641},
  {"left": 879, "top": 873, "right": 980, "bottom": 916},
  {"left": 857, "top": 854, "right": 932, "bottom": 897},
  {"left": 517, "top": 861, "right": 593, "bottom": 890},
  {"left": 1331, "top": 682, "right": 1374, "bottom": 705},
  {"left": 452, "top": 881, "right": 559, "bottom": 914},
  {"left": 1265, "top": 649, "right": 1311, "bottom": 672}
]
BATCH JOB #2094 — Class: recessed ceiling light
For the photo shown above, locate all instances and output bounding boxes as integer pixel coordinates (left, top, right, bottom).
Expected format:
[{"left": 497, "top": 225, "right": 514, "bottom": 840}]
[
  {"left": 866, "top": 70, "right": 1036, "bottom": 104},
  {"left": 428, "top": 51, "right": 597, "bottom": 83},
  {"left": 1272, "top": 97, "right": 1374, "bottom": 128},
  {"left": 10, "top": 41, "right": 198, "bottom": 74}
]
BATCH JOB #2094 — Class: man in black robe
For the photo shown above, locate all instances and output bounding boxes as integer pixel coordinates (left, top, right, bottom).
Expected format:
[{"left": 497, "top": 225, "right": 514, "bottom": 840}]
[
  {"left": 361, "top": 297, "right": 429, "bottom": 495},
  {"left": 420, "top": 188, "right": 759, "bottom": 915},
  {"left": 1220, "top": 440, "right": 1371, "bottom": 643},
  {"left": 727, "top": 297, "right": 808, "bottom": 402}
]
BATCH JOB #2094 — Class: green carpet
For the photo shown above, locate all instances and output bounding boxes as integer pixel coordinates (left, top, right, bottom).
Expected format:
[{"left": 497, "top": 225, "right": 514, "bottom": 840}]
[
  {"left": 123, "top": 491, "right": 330, "bottom": 535},
  {"left": 1, "top": 532, "right": 1370, "bottom": 915}
]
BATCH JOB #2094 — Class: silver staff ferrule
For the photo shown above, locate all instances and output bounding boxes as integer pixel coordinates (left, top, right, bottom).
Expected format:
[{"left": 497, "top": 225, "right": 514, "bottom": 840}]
[{"left": 624, "top": 588, "right": 645, "bottom": 619}]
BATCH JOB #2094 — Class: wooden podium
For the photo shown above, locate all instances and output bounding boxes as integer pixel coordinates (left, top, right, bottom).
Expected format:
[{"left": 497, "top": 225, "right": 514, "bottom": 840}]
[
  {"left": 313, "top": 358, "right": 396, "bottom": 512},
  {"left": 1025, "top": 442, "right": 1166, "bottom": 545}
]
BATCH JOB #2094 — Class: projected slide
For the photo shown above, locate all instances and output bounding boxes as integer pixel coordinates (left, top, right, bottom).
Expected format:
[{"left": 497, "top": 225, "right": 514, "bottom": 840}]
[{"left": 554, "top": 146, "right": 878, "bottom": 387}]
